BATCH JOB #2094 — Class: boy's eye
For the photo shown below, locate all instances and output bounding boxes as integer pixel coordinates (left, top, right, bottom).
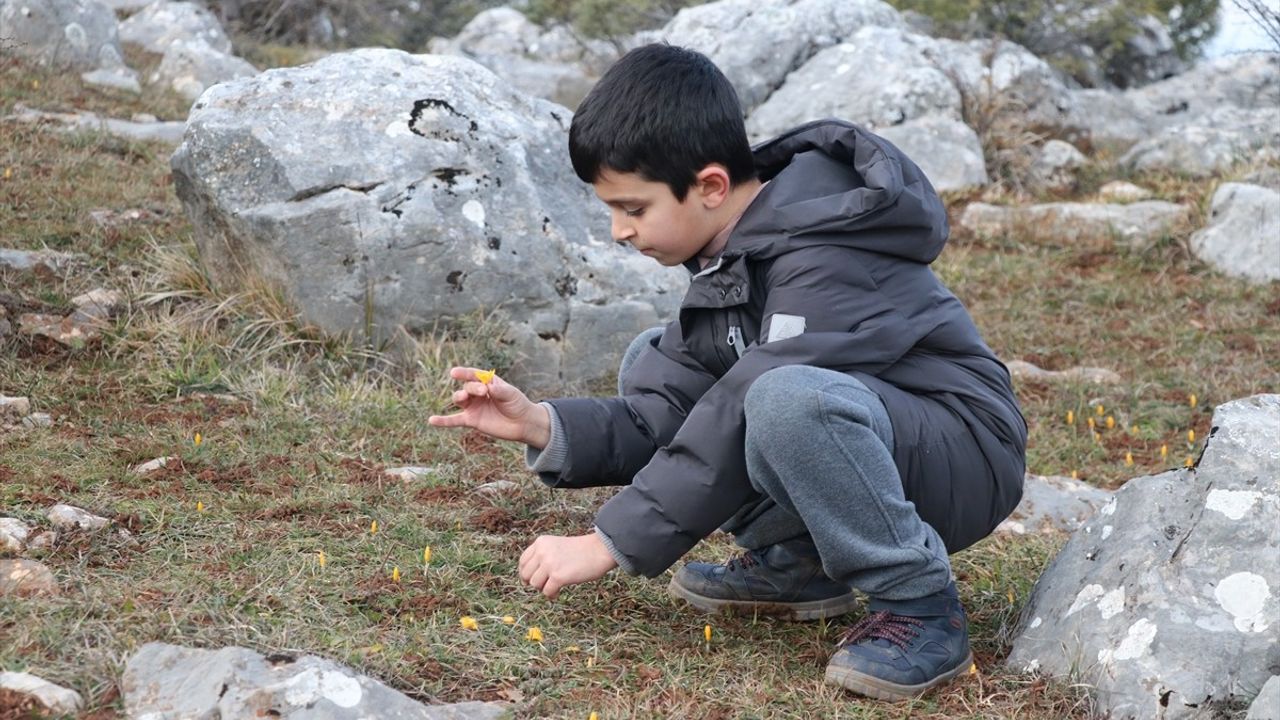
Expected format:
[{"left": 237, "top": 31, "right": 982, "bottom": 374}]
[{"left": 624, "top": 207, "right": 644, "bottom": 217}]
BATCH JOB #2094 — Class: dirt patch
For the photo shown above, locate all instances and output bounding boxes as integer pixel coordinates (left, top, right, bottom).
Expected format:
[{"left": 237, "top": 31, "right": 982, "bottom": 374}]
[
  {"left": 414, "top": 486, "right": 465, "bottom": 504},
  {"left": 458, "top": 430, "right": 500, "bottom": 455},
  {"left": 471, "top": 507, "right": 517, "bottom": 533},
  {"left": 338, "top": 458, "right": 387, "bottom": 486},
  {"left": 0, "top": 688, "right": 46, "bottom": 720}
]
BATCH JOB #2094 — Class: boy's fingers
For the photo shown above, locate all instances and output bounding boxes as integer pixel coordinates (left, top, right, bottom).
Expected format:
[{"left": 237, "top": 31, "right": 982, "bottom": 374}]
[
  {"left": 427, "top": 412, "right": 469, "bottom": 428},
  {"left": 543, "top": 578, "right": 562, "bottom": 600}
]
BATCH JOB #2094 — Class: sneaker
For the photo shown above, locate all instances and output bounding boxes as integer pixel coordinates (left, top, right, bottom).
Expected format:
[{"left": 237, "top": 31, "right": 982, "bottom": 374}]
[
  {"left": 824, "top": 582, "right": 973, "bottom": 700},
  {"left": 667, "top": 537, "right": 859, "bottom": 621}
]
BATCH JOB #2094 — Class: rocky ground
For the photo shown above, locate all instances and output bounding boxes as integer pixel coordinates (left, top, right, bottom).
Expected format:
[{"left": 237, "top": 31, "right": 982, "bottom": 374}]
[{"left": 2, "top": 1, "right": 1279, "bottom": 718}]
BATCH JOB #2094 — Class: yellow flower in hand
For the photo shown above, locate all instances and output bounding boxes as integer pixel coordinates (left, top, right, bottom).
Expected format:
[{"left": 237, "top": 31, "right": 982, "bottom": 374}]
[{"left": 475, "top": 369, "right": 496, "bottom": 385}]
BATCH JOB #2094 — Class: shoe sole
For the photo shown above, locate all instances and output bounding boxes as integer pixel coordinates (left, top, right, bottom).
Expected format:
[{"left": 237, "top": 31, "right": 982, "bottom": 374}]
[
  {"left": 823, "top": 651, "right": 974, "bottom": 701},
  {"left": 666, "top": 578, "right": 861, "bottom": 621}
]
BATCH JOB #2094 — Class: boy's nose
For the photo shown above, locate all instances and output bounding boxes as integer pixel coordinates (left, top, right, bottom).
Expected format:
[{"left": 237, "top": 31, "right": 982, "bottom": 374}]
[{"left": 611, "top": 217, "right": 636, "bottom": 244}]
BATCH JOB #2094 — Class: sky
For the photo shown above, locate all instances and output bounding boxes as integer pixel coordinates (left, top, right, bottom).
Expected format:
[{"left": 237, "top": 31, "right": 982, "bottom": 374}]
[{"left": 1203, "top": 0, "right": 1280, "bottom": 57}]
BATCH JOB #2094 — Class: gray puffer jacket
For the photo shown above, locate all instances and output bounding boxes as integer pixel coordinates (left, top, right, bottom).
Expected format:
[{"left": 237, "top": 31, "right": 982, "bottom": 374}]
[{"left": 539, "top": 119, "right": 1027, "bottom": 578}]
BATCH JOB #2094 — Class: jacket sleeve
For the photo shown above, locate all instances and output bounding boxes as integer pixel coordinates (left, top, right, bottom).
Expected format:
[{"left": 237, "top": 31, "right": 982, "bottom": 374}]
[
  {"left": 538, "top": 318, "right": 718, "bottom": 488},
  {"left": 594, "top": 246, "right": 936, "bottom": 577}
]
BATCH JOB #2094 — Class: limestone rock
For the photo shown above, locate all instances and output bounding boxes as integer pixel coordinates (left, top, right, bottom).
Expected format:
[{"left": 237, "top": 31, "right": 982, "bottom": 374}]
[
  {"left": 996, "top": 474, "right": 1113, "bottom": 535},
  {"left": 118, "top": 0, "right": 231, "bottom": 54},
  {"left": 1006, "top": 359, "right": 1122, "bottom": 385},
  {"left": 1190, "top": 183, "right": 1280, "bottom": 284},
  {"left": 1027, "top": 140, "right": 1087, "bottom": 193},
  {"left": 0, "top": 0, "right": 128, "bottom": 72},
  {"left": 22, "top": 412, "right": 53, "bottom": 428},
  {"left": 475, "top": 480, "right": 517, "bottom": 496},
  {"left": 878, "top": 115, "right": 988, "bottom": 192},
  {"left": 1120, "top": 106, "right": 1280, "bottom": 178},
  {"left": 171, "top": 49, "right": 685, "bottom": 390},
  {"left": 427, "top": 7, "right": 616, "bottom": 110},
  {"left": 3, "top": 103, "right": 186, "bottom": 144},
  {"left": 122, "top": 642, "right": 508, "bottom": 719},
  {"left": 0, "top": 558, "right": 58, "bottom": 597},
  {"left": 1098, "top": 181, "right": 1153, "bottom": 202},
  {"left": 132, "top": 456, "right": 175, "bottom": 474},
  {"left": 1008, "top": 394, "right": 1280, "bottom": 719},
  {"left": 151, "top": 38, "right": 258, "bottom": 101},
  {"left": 82, "top": 66, "right": 142, "bottom": 93},
  {"left": 0, "top": 517, "right": 31, "bottom": 553},
  {"left": 17, "top": 312, "right": 102, "bottom": 347},
  {"left": 0, "top": 247, "right": 81, "bottom": 275},
  {"left": 0, "top": 672, "right": 83, "bottom": 716},
  {"left": 960, "top": 200, "right": 1189, "bottom": 247},
  {"left": 47, "top": 504, "right": 110, "bottom": 531},
  {"left": 1248, "top": 676, "right": 1280, "bottom": 720},
  {"left": 71, "top": 287, "right": 124, "bottom": 322},
  {"left": 385, "top": 466, "right": 438, "bottom": 482},
  {"left": 0, "top": 395, "right": 31, "bottom": 419},
  {"left": 746, "top": 27, "right": 959, "bottom": 140},
  {"left": 659, "top": 0, "right": 906, "bottom": 114}
]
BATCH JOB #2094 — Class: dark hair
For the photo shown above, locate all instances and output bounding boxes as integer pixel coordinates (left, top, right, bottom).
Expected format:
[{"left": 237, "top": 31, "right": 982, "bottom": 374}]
[{"left": 568, "top": 43, "right": 755, "bottom": 201}]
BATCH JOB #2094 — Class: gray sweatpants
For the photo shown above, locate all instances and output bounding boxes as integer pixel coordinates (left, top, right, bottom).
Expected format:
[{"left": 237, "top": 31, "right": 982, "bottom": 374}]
[{"left": 620, "top": 328, "right": 953, "bottom": 601}]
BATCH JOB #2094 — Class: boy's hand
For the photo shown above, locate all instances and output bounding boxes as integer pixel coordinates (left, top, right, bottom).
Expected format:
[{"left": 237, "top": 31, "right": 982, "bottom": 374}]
[
  {"left": 519, "top": 532, "right": 618, "bottom": 600},
  {"left": 427, "top": 367, "right": 551, "bottom": 448}
]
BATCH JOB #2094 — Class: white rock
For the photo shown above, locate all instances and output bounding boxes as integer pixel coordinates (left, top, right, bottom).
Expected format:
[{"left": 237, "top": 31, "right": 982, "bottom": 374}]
[
  {"left": 384, "top": 466, "right": 437, "bottom": 482},
  {"left": 132, "top": 456, "right": 175, "bottom": 475},
  {"left": 46, "top": 504, "right": 110, "bottom": 531},
  {"left": 22, "top": 412, "right": 53, "bottom": 428},
  {"left": 0, "top": 672, "right": 84, "bottom": 715},
  {"left": 0, "top": 558, "right": 58, "bottom": 597},
  {"left": 1246, "top": 675, "right": 1280, "bottom": 720},
  {"left": 1190, "top": 182, "right": 1280, "bottom": 284},
  {"left": 475, "top": 480, "right": 518, "bottom": 496},
  {"left": 0, "top": 395, "right": 30, "bottom": 418},
  {"left": 118, "top": 0, "right": 232, "bottom": 54},
  {"left": 1098, "top": 180, "right": 1153, "bottom": 202},
  {"left": 81, "top": 66, "right": 142, "bottom": 93},
  {"left": 0, "top": 517, "right": 31, "bottom": 552}
]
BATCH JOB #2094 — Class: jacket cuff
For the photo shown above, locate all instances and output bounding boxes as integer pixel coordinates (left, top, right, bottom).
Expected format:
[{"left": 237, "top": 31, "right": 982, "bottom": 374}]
[
  {"left": 594, "top": 525, "right": 638, "bottom": 575},
  {"left": 525, "top": 402, "right": 568, "bottom": 475}
]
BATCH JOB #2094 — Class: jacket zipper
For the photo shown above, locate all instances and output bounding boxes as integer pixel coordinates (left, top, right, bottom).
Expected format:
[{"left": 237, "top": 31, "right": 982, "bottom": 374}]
[{"left": 726, "top": 324, "right": 745, "bottom": 360}]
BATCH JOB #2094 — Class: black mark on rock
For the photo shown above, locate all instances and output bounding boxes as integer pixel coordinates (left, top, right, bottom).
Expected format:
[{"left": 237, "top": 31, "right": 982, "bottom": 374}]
[
  {"left": 487, "top": 236, "right": 501, "bottom": 250},
  {"left": 446, "top": 270, "right": 466, "bottom": 292},
  {"left": 554, "top": 273, "right": 577, "bottom": 298},
  {"left": 537, "top": 331, "right": 561, "bottom": 341}
]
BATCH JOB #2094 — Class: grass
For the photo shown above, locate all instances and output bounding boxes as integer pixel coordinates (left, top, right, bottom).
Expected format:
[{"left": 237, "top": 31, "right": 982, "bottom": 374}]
[{"left": 2, "top": 49, "right": 1278, "bottom": 719}]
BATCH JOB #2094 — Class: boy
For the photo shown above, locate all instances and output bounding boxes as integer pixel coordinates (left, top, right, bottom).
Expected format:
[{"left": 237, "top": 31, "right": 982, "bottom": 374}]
[{"left": 428, "top": 43, "right": 1026, "bottom": 701}]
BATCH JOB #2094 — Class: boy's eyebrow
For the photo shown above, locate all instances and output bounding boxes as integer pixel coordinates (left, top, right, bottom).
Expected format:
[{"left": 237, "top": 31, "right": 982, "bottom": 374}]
[{"left": 600, "top": 196, "right": 647, "bottom": 206}]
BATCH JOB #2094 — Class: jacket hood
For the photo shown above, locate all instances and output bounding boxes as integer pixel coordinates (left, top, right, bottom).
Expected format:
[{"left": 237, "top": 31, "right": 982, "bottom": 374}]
[{"left": 731, "top": 119, "right": 949, "bottom": 264}]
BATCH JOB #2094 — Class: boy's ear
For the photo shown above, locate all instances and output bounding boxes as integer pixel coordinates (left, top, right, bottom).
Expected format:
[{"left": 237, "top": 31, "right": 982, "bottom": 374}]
[{"left": 692, "top": 164, "right": 732, "bottom": 209}]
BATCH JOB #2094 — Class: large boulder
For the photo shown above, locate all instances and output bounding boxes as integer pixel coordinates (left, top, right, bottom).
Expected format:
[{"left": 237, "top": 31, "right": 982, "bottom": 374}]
[
  {"left": 118, "top": 0, "right": 232, "bottom": 54},
  {"left": 171, "top": 49, "right": 685, "bottom": 389},
  {"left": 0, "top": 0, "right": 128, "bottom": 72},
  {"left": 1064, "top": 53, "right": 1280, "bottom": 154},
  {"left": 1190, "top": 183, "right": 1280, "bottom": 284},
  {"left": 746, "top": 27, "right": 1074, "bottom": 154},
  {"left": 657, "top": 0, "right": 905, "bottom": 114},
  {"left": 877, "top": 115, "right": 988, "bottom": 192},
  {"left": 746, "top": 26, "right": 961, "bottom": 140},
  {"left": 122, "top": 642, "right": 506, "bottom": 719},
  {"left": 1119, "top": 106, "right": 1280, "bottom": 177},
  {"left": 427, "top": 7, "right": 616, "bottom": 110},
  {"left": 1008, "top": 394, "right": 1280, "bottom": 719}
]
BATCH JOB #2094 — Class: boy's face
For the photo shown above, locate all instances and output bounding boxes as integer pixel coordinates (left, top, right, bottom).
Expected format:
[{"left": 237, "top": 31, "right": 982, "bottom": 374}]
[{"left": 592, "top": 168, "right": 723, "bottom": 267}]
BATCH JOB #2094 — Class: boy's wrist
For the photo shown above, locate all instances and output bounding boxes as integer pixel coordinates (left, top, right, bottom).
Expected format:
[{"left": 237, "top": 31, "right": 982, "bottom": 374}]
[{"left": 524, "top": 403, "right": 551, "bottom": 449}]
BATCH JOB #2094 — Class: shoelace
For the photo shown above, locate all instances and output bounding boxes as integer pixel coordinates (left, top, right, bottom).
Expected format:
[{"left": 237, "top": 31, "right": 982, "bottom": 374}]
[
  {"left": 836, "top": 610, "right": 924, "bottom": 650},
  {"left": 724, "top": 550, "right": 760, "bottom": 572}
]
